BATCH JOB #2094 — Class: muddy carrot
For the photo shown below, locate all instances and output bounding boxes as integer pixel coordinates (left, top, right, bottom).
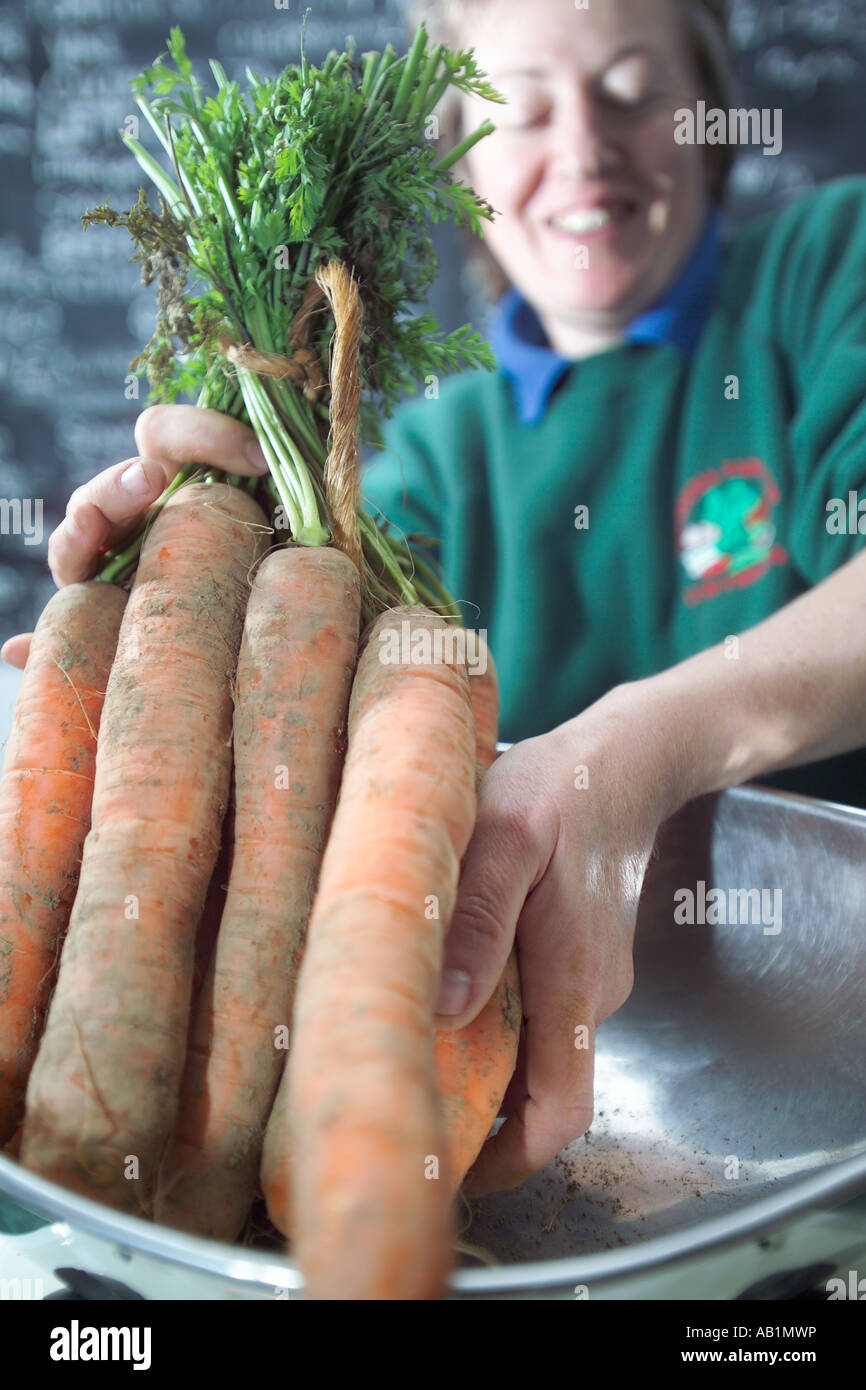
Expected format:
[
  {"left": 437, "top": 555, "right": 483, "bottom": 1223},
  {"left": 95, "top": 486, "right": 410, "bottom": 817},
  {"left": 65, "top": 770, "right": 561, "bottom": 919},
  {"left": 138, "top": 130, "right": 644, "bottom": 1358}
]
[
  {"left": 445, "top": 633, "right": 520, "bottom": 1184},
  {"left": 261, "top": 620, "right": 521, "bottom": 1265},
  {"left": 268, "top": 607, "right": 474, "bottom": 1298},
  {"left": 0, "top": 583, "right": 127, "bottom": 1145},
  {"left": 434, "top": 951, "right": 521, "bottom": 1191},
  {"left": 156, "top": 545, "right": 361, "bottom": 1239},
  {"left": 19, "top": 483, "right": 267, "bottom": 1213},
  {"left": 469, "top": 635, "right": 500, "bottom": 773}
]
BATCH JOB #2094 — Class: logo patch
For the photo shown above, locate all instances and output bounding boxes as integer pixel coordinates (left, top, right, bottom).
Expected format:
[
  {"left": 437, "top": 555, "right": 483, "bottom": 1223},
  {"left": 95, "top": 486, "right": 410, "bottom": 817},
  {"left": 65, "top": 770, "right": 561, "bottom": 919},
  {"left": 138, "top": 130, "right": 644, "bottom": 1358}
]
[{"left": 676, "top": 458, "right": 788, "bottom": 607}]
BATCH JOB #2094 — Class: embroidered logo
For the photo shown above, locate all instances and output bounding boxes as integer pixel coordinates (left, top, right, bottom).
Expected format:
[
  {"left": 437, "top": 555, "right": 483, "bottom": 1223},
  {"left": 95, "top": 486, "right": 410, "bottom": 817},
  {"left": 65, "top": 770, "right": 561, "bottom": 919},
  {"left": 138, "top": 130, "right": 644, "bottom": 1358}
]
[{"left": 676, "top": 458, "right": 788, "bottom": 607}]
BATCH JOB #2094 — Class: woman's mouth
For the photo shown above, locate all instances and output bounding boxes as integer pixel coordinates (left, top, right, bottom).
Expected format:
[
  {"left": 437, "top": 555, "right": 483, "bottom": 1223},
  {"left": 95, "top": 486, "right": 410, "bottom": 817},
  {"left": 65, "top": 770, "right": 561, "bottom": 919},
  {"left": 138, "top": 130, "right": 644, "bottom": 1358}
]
[{"left": 546, "top": 200, "right": 640, "bottom": 238}]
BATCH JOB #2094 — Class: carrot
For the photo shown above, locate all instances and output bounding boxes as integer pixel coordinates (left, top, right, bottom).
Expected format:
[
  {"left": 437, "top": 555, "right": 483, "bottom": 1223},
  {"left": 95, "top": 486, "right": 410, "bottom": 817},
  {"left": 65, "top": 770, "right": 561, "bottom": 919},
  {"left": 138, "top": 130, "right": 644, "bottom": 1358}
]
[
  {"left": 261, "top": 621, "right": 521, "bottom": 1262},
  {"left": 19, "top": 483, "right": 268, "bottom": 1213},
  {"left": 155, "top": 545, "right": 361, "bottom": 1240},
  {"left": 262, "top": 964, "right": 521, "bottom": 1251},
  {"left": 259, "top": 1038, "right": 294, "bottom": 1236},
  {"left": 469, "top": 635, "right": 500, "bottom": 773},
  {"left": 434, "top": 951, "right": 521, "bottom": 1190},
  {"left": 436, "top": 631, "right": 520, "bottom": 1192},
  {"left": 277, "top": 606, "right": 476, "bottom": 1299},
  {"left": 0, "top": 582, "right": 127, "bottom": 1145}
]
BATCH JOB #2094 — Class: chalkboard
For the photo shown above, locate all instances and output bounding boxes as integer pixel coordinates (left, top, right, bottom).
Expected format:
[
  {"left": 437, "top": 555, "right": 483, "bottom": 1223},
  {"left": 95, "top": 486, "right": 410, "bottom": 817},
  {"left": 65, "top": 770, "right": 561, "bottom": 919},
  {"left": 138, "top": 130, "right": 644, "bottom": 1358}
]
[
  {"left": 724, "top": 0, "right": 866, "bottom": 214},
  {"left": 0, "top": 0, "right": 865, "bottom": 643}
]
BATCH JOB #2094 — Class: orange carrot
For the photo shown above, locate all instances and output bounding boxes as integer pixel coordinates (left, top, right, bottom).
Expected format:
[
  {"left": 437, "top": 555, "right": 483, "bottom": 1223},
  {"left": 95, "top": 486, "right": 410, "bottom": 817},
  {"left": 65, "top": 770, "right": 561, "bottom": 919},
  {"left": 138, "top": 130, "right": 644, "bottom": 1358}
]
[
  {"left": 469, "top": 635, "right": 500, "bottom": 773},
  {"left": 261, "top": 621, "right": 521, "bottom": 1260},
  {"left": 434, "top": 951, "right": 521, "bottom": 1190},
  {"left": 436, "top": 631, "right": 520, "bottom": 1191},
  {"left": 278, "top": 606, "right": 476, "bottom": 1298},
  {"left": 262, "top": 963, "right": 521, "bottom": 1248},
  {"left": 19, "top": 483, "right": 267, "bottom": 1213},
  {"left": 155, "top": 545, "right": 360, "bottom": 1239},
  {"left": 0, "top": 582, "right": 127, "bottom": 1145},
  {"left": 259, "top": 1047, "right": 293, "bottom": 1237}
]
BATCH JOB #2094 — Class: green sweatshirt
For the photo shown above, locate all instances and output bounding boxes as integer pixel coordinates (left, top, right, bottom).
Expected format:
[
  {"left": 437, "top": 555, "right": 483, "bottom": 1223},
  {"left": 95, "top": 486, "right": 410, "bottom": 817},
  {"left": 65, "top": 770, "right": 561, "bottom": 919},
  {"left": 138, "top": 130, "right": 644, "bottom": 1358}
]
[{"left": 361, "top": 178, "right": 866, "bottom": 806}]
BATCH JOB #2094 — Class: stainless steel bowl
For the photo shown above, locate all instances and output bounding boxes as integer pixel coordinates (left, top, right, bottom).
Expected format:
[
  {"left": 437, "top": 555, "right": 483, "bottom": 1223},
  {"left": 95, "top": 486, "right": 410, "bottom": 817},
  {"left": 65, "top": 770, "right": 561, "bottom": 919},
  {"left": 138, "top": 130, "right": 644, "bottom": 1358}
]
[{"left": 2, "top": 782, "right": 865, "bottom": 1299}]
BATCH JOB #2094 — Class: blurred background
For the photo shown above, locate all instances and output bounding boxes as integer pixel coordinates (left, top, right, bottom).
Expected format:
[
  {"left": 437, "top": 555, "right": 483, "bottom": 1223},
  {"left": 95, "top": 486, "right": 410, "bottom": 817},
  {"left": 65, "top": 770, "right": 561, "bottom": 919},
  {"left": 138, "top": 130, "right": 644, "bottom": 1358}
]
[{"left": 0, "top": 0, "right": 865, "bottom": 723}]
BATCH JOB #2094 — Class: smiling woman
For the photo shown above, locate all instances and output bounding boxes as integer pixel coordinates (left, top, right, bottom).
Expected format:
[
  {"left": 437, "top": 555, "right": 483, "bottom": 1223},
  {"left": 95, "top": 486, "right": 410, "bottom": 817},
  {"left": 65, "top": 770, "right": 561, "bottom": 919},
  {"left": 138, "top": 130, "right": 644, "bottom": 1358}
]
[
  {"left": 413, "top": 0, "right": 737, "bottom": 336},
  {"left": 352, "top": 0, "right": 866, "bottom": 1210},
  {"left": 4, "top": 0, "right": 866, "bottom": 1305}
]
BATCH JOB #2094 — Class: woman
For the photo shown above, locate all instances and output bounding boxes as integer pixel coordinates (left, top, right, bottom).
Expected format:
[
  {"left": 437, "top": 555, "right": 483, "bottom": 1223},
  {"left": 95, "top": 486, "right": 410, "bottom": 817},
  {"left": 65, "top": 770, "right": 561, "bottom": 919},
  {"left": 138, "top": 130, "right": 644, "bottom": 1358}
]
[{"left": 5, "top": 0, "right": 866, "bottom": 1200}]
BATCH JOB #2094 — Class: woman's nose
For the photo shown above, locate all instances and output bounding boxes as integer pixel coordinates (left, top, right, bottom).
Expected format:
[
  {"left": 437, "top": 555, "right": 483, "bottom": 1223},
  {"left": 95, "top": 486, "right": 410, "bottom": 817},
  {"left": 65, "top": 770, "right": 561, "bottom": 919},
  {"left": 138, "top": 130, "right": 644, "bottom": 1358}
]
[{"left": 549, "top": 93, "right": 625, "bottom": 181}]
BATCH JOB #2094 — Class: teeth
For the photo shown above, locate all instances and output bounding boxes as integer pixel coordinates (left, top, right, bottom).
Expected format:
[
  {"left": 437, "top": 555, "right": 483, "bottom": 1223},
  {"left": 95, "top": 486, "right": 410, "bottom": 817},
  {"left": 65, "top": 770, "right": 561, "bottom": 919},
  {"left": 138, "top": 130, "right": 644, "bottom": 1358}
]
[{"left": 551, "top": 205, "right": 628, "bottom": 233}]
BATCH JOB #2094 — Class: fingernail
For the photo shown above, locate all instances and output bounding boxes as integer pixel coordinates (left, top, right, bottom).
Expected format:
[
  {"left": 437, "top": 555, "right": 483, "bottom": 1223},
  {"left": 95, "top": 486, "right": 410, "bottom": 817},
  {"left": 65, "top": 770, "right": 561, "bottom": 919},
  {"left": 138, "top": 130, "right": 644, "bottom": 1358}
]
[
  {"left": 244, "top": 439, "right": 269, "bottom": 474},
  {"left": 66, "top": 509, "right": 88, "bottom": 538},
  {"left": 120, "top": 460, "right": 154, "bottom": 494},
  {"left": 435, "top": 968, "right": 472, "bottom": 1016}
]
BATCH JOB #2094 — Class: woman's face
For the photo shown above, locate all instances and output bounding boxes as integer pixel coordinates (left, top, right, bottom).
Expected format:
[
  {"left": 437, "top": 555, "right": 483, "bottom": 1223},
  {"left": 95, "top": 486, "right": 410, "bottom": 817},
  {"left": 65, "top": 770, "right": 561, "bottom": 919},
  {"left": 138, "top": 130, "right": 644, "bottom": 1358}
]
[{"left": 459, "top": 0, "right": 710, "bottom": 346}]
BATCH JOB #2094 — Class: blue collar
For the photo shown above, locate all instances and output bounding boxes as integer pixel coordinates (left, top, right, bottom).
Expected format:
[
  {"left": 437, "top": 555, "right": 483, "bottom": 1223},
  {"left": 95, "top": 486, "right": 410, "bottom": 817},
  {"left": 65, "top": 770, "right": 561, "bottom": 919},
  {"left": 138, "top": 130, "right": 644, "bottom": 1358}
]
[{"left": 489, "top": 205, "right": 724, "bottom": 426}]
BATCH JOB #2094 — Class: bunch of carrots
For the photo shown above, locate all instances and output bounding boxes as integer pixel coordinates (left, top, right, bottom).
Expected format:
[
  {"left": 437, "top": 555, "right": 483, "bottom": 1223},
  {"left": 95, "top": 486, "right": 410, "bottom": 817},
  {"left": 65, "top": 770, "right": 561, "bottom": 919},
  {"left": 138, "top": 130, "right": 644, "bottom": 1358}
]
[{"left": 0, "top": 25, "right": 521, "bottom": 1299}]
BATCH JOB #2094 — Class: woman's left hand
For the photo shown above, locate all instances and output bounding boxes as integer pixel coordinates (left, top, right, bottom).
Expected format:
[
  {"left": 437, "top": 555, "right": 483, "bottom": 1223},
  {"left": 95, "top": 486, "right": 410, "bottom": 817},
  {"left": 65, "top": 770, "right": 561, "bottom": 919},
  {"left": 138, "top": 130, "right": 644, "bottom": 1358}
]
[{"left": 435, "top": 679, "right": 691, "bottom": 1196}]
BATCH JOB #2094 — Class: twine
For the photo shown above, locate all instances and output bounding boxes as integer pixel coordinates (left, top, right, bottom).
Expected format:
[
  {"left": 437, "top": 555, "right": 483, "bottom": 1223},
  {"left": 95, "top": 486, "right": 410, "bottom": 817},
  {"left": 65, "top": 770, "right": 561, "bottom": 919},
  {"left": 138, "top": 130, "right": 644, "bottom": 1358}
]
[
  {"left": 313, "top": 261, "right": 363, "bottom": 580},
  {"left": 217, "top": 279, "right": 328, "bottom": 402},
  {"left": 218, "top": 261, "right": 364, "bottom": 576}
]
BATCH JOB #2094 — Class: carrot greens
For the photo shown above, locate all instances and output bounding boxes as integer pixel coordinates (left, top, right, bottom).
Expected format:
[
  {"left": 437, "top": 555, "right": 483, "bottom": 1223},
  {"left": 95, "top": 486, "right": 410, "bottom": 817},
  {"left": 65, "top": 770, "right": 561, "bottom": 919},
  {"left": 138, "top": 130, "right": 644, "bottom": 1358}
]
[{"left": 83, "top": 23, "right": 504, "bottom": 620}]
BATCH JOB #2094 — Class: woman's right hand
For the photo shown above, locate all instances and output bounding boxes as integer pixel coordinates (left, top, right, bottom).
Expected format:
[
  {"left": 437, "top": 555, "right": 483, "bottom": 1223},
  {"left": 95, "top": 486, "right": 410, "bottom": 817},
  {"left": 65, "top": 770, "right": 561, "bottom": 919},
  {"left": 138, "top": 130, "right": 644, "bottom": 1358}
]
[{"left": 0, "top": 405, "right": 269, "bottom": 669}]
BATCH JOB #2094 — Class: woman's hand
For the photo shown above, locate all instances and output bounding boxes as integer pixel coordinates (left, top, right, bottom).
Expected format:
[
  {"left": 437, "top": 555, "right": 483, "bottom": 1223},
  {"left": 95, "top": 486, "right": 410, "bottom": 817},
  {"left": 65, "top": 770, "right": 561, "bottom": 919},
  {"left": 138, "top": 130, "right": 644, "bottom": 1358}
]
[
  {"left": 0, "top": 405, "right": 268, "bottom": 669},
  {"left": 436, "top": 681, "right": 691, "bottom": 1197},
  {"left": 442, "top": 545, "right": 866, "bottom": 1197}
]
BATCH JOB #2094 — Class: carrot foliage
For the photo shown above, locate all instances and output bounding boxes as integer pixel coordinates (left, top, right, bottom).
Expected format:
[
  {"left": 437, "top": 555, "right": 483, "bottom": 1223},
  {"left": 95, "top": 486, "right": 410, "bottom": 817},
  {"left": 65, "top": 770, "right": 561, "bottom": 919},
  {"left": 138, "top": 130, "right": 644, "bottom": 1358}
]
[{"left": 83, "top": 23, "right": 503, "bottom": 619}]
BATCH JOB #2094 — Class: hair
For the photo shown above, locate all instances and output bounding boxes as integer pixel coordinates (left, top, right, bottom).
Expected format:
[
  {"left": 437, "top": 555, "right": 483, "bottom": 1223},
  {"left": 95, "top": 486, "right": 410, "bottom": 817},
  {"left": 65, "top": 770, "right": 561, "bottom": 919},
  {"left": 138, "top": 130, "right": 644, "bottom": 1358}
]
[{"left": 406, "top": 0, "right": 738, "bottom": 302}]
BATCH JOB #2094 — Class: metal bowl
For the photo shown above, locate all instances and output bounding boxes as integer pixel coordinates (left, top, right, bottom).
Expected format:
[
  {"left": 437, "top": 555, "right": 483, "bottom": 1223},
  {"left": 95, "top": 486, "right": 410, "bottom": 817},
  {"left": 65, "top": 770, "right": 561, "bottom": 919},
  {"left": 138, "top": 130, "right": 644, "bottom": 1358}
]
[{"left": 2, "top": 782, "right": 865, "bottom": 1299}]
